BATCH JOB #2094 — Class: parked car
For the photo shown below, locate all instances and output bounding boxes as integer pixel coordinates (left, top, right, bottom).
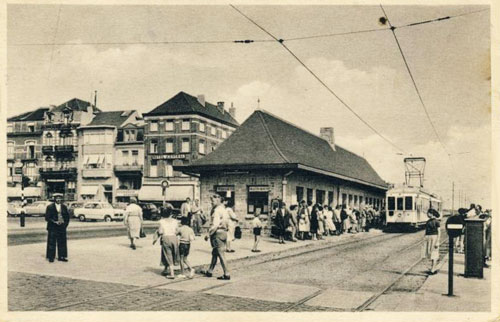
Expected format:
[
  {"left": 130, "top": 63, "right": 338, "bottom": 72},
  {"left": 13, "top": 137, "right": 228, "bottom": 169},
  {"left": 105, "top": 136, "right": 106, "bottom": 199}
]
[
  {"left": 138, "top": 202, "right": 160, "bottom": 221},
  {"left": 74, "top": 202, "right": 124, "bottom": 222},
  {"left": 7, "top": 201, "right": 23, "bottom": 217},
  {"left": 112, "top": 202, "right": 128, "bottom": 211},
  {"left": 66, "top": 201, "right": 85, "bottom": 218},
  {"left": 23, "top": 201, "right": 52, "bottom": 217}
]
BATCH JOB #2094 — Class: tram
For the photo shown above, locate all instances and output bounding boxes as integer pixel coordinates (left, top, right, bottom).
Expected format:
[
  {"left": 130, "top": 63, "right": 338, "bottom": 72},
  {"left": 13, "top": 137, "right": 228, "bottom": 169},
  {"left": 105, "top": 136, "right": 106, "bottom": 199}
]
[{"left": 385, "top": 186, "right": 442, "bottom": 228}]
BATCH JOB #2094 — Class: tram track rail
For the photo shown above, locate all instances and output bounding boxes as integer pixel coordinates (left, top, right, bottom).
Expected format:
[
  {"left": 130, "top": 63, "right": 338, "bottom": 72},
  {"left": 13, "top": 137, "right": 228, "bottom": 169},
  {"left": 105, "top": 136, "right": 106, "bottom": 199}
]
[{"left": 48, "top": 232, "right": 403, "bottom": 311}]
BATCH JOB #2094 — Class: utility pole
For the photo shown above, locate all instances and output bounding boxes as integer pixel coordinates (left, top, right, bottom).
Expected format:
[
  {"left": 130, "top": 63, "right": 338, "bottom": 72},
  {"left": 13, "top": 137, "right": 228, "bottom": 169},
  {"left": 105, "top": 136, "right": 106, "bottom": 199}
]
[{"left": 451, "top": 181, "right": 455, "bottom": 216}]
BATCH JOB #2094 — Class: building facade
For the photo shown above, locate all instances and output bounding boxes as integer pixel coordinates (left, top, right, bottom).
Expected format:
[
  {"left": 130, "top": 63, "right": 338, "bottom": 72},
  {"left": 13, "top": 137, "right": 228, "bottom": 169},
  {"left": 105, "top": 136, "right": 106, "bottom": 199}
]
[
  {"left": 40, "top": 98, "right": 99, "bottom": 201},
  {"left": 178, "top": 110, "right": 388, "bottom": 228},
  {"left": 77, "top": 110, "right": 144, "bottom": 203},
  {"left": 7, "top": 107, "right": 48, "bottom": 202},
  {"left": 140, "top": 91, "right": 239, "bottom": 207}
]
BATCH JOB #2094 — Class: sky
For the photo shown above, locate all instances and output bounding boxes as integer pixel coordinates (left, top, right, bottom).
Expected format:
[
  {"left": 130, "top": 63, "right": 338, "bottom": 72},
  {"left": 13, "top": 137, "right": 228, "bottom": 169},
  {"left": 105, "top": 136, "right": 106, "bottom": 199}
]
[{"left": 6, "top": 4, "right": 492, "bottom": 208}]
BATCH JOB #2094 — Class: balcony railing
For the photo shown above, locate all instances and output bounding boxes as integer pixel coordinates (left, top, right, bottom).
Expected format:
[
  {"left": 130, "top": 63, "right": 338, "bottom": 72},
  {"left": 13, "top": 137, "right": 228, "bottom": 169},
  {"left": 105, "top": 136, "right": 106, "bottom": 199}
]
[
  {"left": 114, "top": 164, "right": 143, "bottom": 173},
  {"left": 39, "top": 167, "right": 77, "bottom": 177},
  {"left": 54, "top": 145, "right": 74, "bottom": 154},
  {"left": 42, "top": 146, "right": 54, "bottom": 154},
  {"left": 20, "top": 153, "right": 43, "bottom": 161},
  {"left": 82, "top": 168, "right": 113, "bottom": 178}
]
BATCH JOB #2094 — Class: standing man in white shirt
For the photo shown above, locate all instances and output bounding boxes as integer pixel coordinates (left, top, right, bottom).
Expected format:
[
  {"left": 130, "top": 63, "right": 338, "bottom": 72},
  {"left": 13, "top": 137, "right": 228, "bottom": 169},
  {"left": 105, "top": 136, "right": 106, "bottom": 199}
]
[
  {"left": 203, "top": 194, "right": 230, "bottom": 280},
  {"left": 180, "top": 197, "right": 192, "bottom": 226}
]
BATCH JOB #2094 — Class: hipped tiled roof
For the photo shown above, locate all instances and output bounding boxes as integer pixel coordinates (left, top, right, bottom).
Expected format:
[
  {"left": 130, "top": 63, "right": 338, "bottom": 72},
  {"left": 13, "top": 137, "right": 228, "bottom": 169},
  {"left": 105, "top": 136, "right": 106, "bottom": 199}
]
[
  {"left": 8, "top": 107, "right": 49, "bottom": 122},
  {"left": 51, "top": 98, "right": 101, "bottom": 113},
  {"left": 143, "top": 91, "right": 239, "bottom": 127},
  {"left": 87, "top": 111, "right": 135, "bottom": 127},
  {"left": 181, "top": 110, "right": 388, "bottom": 189}
]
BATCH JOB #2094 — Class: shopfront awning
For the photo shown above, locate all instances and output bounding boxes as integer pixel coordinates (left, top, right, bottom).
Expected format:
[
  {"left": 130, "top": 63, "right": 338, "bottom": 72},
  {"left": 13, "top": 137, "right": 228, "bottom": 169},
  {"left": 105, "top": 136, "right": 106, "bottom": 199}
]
[
  {"left": 138, "top": 185, "right": 194, "bottom": 202},
  {"left": 7, "top": 186, "right": 41, "bottom": 198},
  {"left": 80, "top": 185, "right": 99, "bottom": 195}
]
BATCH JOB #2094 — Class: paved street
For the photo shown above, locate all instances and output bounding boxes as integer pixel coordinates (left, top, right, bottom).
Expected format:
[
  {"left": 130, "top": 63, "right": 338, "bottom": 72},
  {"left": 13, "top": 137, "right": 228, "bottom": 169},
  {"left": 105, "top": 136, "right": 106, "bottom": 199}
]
[{"left": 8, "top": 229, "right": 453, "bottom": 311}]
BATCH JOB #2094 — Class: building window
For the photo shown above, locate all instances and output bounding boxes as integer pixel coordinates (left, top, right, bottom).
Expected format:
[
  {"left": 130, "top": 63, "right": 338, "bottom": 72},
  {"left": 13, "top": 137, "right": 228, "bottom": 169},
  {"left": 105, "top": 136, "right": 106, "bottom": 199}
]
[
  {"left": 181, "top": 119, "right": 190, "bottom": 131},
  {"left": 247, "top": 187, "right": 269, "bottom": 214},
  {"left": 210, "top": 126, "right": 216, "bottom": 136},
  {"left": 296, "top": 186, "right": 304, "bottom": 203},
  {"left": 165, "top": 163, "right": 173, "bottom": 177},
  {"left": 354, "top": 195, "right": 358, "bottom": 207},
  {"left": 199, "top": 122, "right": 205, "bottom": 132},
  {"left": 67, "top": 181, "right": 76, "bottom": 194},
  {"left": 122, "top": 151, "right": 129, "bottom": 164},
  {"left": 316, "top": 190, "right": 325, "bottom": 205},
  {"left": 150, "top": 140, "right": 158, "bottom": 154},
  {"left": 7, "top": 142, "right": 14, "bottom": 159},
  {"left": 165, "top": 140, "right": 174, "bottom": 153},
  {"left": 150, "top": 121, "right": 158, "bottom": 132},
  {"left": 25, "top": 162, "right": 36, "bottom": 177},
  {"left": 28, "top": 123, "right": 35, "bottom": 132},
  {"left": 150, "top": 159, "right": 158, "bottom": 177},
  {"left": 328, "top": 191, "right": 334, "bottom": 206},
  {"left": 306, "top": 188, "right": 313, "bottom": 203},
  {"left": 131, "top": 150, "right": 139, "bottom": 165},
  {"left": 198, "top": 140, "right": 205, "bottom": 155},
  {"left": 222, "top": 130, "right": 227, "bottom": 139},
  {"left": 181, "top": 138, "right": 190, "bottom": 153},
  {"left": 7, "top": 124, "right": 13, "bottom": 133},
  {"left": 348, "top": 194, "right": 353, "bottom": 206},
  {"left": 8, "top": 163, "right": 13, "bottom": 177},
  {"left": 165, "top": 120, "right": 174, "bottom": 131}
]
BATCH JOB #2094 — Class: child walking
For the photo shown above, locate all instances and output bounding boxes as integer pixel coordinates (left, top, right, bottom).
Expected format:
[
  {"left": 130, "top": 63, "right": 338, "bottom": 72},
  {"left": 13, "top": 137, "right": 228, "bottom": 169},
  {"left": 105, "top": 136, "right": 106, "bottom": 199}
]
[
  {"left": 251, "top": 209, "right": 262, "bottom": 252},
  {"left": 177, "top": 216, "right": 196, "bottom": 278}
]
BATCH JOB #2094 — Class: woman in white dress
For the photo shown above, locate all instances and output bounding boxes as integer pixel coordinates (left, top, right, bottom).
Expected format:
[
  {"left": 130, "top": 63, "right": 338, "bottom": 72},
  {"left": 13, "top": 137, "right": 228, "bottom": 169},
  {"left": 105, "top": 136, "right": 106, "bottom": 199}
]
[
  {"left": 325, "top": 205, "right": 336, "bottom": 235},
  {"left": 123, "top": 197, "right": 143, "bottom": 250}
]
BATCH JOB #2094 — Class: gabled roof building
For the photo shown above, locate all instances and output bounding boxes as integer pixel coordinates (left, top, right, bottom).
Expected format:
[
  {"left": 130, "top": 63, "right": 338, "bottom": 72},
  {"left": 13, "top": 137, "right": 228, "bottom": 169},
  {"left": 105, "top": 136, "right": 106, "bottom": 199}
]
[{"left": 177, "top": 109, "right": 388, "bottom": 226}]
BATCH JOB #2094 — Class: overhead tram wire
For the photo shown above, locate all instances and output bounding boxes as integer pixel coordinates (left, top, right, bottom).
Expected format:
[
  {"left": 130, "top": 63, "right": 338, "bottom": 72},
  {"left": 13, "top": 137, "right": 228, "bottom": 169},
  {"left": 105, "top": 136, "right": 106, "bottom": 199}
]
[
  {"left": 379, "top": 5, "right": 451, "bottom": 160},
  {"left": 230, "top": 4, "right": 406, "bottom": 154},
  {"left": 9, "top": 9, "right": 488, "bottom": 47}
]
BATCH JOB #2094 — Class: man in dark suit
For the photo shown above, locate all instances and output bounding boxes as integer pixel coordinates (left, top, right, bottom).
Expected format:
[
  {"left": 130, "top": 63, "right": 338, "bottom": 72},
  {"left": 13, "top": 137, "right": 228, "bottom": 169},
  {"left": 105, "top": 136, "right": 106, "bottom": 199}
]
[{"left": 45, "top": 193, "right": 70, "bottom": 262}]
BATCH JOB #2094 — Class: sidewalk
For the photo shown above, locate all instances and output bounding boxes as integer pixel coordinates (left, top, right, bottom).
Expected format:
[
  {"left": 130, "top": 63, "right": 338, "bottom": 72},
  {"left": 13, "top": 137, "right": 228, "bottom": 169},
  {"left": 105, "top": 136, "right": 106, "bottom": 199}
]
[
  {"left": 8, "top": 229, "right": 384, "bottom": 287},
  {"left": 372, "top": 253, "right": 491, "bottom": 311}
]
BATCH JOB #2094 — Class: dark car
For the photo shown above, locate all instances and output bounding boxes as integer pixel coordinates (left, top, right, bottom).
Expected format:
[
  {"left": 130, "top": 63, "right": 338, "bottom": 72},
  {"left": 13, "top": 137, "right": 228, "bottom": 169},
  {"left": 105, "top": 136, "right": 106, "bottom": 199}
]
[{"left": 139, "top": 203, "right": 160, "bottom": 221}]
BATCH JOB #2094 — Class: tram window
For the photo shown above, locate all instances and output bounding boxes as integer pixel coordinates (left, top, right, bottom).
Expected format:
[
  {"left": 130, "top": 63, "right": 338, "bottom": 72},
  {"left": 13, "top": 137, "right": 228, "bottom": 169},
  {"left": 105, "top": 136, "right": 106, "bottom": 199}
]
[
  {"left": 388, "top": 197, "right": 395, "bottom": 210},
  {"left": 397, "top": 197, "right": 404, "bottom": 210},
  {"left": 405, "top": 196, "right": 413, "bottom": 210}
]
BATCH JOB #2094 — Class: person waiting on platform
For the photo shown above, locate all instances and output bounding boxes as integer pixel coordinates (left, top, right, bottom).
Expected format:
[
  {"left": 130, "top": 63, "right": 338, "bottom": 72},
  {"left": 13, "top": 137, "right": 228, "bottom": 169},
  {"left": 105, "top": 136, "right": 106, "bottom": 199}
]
[
  {"left": 298, "top": 200, "right": 309, "bottom": 240},
  {"left": 223, "top": 198, "right": 238, "bottom": 253},
  {"left": 274, "top": 202, "right": 287, "bottom": 244},
  {"left": 423, "top": 208, "right": 441, "bottom": 275},
  {"left": 251, "top": 208, "right": 263, "bottom": 252},
  {"left": 310, "top": 204, "right": 320, "bottom": 241},
  {"left": 324, "top": 205, "right": 336, "bottom": 235}
]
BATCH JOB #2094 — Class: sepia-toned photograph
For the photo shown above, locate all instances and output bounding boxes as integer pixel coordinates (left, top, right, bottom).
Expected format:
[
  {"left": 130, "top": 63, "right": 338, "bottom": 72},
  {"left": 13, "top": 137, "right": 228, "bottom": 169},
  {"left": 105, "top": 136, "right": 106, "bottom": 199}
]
[{"left": 2, "top": 1, "right": 497, "bottom": 320}]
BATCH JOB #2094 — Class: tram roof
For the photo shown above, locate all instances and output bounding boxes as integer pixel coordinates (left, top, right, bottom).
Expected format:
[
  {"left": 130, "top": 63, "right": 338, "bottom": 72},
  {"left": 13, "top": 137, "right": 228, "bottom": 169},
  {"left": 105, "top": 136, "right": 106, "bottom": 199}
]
[{"left": 387, "top": 186, "right": 440, "bottom": 199}]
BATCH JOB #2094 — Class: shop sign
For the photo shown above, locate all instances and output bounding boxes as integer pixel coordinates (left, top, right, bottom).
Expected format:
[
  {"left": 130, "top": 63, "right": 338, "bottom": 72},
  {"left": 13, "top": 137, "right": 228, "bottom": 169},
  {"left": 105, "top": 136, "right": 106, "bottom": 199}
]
[
  {"left": 47, "top": 179, "right": 65, "bottom": 182},
  {"left": 15, "top": 168, "right": 23, "bottom": 174},
  {"left": 216, "top": 185, "right": 234, "bottom": 192},
  {"left": 116, "top": 190, "right": 138, "bottom": 197},
  {"left": 151, "top": 154, "right": 187, "bottom": 160},
  {"left": 249, "top": 185, "right": 270, "bottom": 192}
]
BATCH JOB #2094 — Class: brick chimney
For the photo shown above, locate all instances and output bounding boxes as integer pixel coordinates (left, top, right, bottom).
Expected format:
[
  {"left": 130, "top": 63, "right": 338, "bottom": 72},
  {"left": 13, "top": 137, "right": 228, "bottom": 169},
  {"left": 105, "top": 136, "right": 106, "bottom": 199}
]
[
  {"left": 197, "top": 95, "right": 205, "bottom": 107},
  {"left": 320, "top": 127, "right": 335, "bottom": 151},
  {"left": 229, "top": 102, "right": 236, "bottom": 119},
  {"left": 217, "top": 101, "right": 225, "bottom": 114}
]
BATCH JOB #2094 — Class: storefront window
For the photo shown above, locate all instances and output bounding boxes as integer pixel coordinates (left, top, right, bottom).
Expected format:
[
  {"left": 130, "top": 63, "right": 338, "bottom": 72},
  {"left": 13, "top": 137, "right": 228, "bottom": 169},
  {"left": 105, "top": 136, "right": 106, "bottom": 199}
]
[
  {"left": 348, "top": 194, "right": 353, "bottom": 206},
  {"left": 296, "top": 186, "right": 304, "bottom": 203},
  {"left": 215, "top": 185, "right": 235, "bottom": 207},
  {"left": 328, "top": 191, "right": 334, "bottom": 206},
  {"left": 354, "top": 195, "right": 358, "bottom": 207},
  {"left": 247, "top": 186, "right": 269, "bottom": 214},
  {"left": 316, "top": 190, "right": 325, "bottom": 205},
  {"left": 306, "top": 188, "right": 313, "bottom": 203},
  {"left": 342, "top": 193, "right": 347, "bottom": 206}
]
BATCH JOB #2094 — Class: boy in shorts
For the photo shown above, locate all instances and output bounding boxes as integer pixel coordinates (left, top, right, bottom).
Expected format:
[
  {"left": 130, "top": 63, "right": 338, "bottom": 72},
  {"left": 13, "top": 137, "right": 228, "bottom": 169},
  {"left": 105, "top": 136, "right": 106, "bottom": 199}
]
[
  {"left": 251, "top": 209, "right": 262, "bottom": 252},
  {"left": 177, "top": 216, "right": 195, "bottom": 278}
]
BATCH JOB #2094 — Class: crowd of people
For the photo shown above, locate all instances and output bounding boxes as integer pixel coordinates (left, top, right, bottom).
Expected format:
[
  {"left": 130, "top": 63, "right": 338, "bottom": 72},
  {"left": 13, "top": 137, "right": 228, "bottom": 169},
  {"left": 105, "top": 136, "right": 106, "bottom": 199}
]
[{"left": 272, "top": 200, "right": 384, "bottom": 243}]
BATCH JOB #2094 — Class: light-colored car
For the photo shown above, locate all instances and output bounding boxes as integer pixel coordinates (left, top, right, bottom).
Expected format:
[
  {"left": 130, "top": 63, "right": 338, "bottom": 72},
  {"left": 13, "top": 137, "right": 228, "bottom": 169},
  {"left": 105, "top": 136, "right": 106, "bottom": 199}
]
[
  {"left": 74, "top": 202, "right": 124, "bottom": 222},
  {"left": 7, "top": 201, "right": 23, "bottom": 217},
  {"left": 67, "top": 201, "right": 85, "bottom": 218},
  {"left": 23, "top": 201, "right": 52, "bottom": 217}
]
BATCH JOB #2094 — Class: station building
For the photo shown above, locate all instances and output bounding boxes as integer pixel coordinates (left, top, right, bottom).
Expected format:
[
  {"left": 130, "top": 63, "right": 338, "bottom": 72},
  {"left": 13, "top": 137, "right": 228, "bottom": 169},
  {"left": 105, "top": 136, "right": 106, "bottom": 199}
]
[
  {"left": 177, "top": 110, "right": 388, "bottom": 227},
  {"left": 140, "top": 91, "right": 239, "bottom": 207}
]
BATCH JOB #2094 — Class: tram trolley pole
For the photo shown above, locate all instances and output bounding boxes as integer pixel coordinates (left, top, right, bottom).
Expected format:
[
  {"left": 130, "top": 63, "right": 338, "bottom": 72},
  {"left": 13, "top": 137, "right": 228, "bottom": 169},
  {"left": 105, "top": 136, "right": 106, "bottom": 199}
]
[{"left": 445, "top": 215, "right": 464, "bottom": 297}]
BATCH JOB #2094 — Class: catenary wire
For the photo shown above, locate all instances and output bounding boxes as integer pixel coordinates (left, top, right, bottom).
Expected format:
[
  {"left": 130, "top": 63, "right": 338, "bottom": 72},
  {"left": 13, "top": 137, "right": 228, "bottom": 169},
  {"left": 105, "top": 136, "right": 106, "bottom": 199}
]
[
  {"left": 379, "top": 5, "right": 450, "bottom": 157},
  {"left": 8, "top": 8, "right": 488, "bottom": 47},
  {"left": 230, "top": 4, "right": 406, "bottom": 154}
]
